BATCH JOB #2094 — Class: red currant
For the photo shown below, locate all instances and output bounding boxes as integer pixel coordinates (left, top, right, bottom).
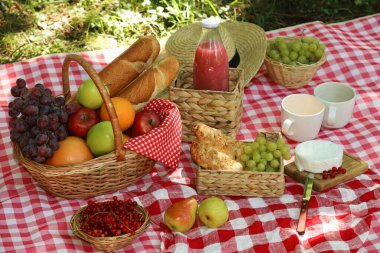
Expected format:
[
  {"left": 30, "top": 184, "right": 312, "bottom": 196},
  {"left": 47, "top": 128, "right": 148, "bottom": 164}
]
[{"left": 78, "top": 196, "right": 145, "bottom": 237}]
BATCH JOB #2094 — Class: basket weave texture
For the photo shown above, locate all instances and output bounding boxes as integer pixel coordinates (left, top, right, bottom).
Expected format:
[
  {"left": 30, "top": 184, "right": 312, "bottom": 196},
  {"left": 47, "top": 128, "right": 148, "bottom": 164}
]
[
  {"left": 169, "top": 66, "right": 244, "bottom": 142},
  {"left": 196, "top": 132, "right": 285, "bottom": 197},
  {"left": 13, "top": 54, "right": 155, "bottom": 199},
  {"left": 264, "top": 37, "right": 326, "bottom": 89},
  {"left": 70, "top": 201, "right": 150, "bottom": 252}
]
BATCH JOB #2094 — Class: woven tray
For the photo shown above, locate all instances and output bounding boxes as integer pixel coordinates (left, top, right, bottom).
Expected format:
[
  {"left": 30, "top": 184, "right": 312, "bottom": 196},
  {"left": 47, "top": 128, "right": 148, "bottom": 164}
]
[
  {"left": 70, "top": 201, "right": 150, "bottom": 252},
  {"left": 264, "top": 36, "right": 326, "bottom": 89},
  {"left": 13, "top": 54, "right": 155, "bottom": 199},
  {"left": 196, "top": 132, "right": 284, "bottom": 197},
  {"left": 169, "top": 65, "right": 244, "bottom": 142}
]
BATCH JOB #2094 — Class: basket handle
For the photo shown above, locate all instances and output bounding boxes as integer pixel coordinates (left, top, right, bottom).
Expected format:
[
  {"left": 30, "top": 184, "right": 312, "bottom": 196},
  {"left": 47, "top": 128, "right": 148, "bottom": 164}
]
[{"left": 62, "top": 54, "right": 126, "bottom": 161}]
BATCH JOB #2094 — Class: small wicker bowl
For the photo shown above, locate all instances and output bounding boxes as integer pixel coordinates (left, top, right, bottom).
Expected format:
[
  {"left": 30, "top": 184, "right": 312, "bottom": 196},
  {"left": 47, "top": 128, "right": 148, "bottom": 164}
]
[
  {"left": 264, "top": 37, "right": 326, "bottom": 89},
  {"left": 196, "top": 132, "right": 285, "bottom": 197},
  {"left": 70, "top": 201, "right": 150, "bottom": 252}
]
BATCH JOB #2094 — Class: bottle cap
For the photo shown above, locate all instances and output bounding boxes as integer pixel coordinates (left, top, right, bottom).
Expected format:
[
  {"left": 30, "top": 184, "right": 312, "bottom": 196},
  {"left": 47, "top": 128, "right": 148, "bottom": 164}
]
[{"left": 201, "top": 17, "right": 220, "bottom": 28}]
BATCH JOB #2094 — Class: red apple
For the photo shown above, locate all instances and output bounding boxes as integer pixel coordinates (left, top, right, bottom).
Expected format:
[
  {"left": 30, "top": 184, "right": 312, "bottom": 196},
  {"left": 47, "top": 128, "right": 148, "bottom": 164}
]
[
  {"left": 68, "top": 107, "right": 100, "bottom": 138},
  {"left": 129, "top": 111, "right": 160, "bottom": 137}
]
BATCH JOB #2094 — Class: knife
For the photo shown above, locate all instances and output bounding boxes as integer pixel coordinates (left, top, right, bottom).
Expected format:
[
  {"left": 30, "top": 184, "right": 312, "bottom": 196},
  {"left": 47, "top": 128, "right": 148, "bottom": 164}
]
[{"left": 296, "top": 173, "right": 314, "bottom": 235}]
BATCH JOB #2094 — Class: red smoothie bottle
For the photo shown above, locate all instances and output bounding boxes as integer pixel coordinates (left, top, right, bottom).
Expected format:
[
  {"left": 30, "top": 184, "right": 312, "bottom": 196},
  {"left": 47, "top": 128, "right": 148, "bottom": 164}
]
[{"left": 193, "top": 17, "right": 229, "bottom": 91}]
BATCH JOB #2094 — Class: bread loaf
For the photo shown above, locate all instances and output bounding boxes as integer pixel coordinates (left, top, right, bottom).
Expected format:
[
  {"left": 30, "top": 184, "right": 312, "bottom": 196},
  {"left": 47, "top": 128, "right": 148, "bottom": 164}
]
[
  {"left": 117, "top": 55, "right": 179, "bottom": 110},
  {"left": 98, "top": 36, "right": 160, "bottom": 97},
  {"left": 191, "top": 141, "right": 243, "bottom": 172},
  {"left": 190, "top": 123, "right": 244, "bottom": 171}
]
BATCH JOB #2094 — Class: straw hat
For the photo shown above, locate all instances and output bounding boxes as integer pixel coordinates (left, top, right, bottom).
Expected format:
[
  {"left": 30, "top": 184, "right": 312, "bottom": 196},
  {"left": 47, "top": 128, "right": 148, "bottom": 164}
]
[{"left": 165, "top": 20, "right": 267, "bottom": 86}]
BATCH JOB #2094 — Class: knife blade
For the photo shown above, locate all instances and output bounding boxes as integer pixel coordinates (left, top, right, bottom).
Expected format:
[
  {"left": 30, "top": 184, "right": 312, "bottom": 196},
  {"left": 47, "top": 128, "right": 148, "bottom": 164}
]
[{"left": 296, "top": 173, "right": 314, "bottom": 235}]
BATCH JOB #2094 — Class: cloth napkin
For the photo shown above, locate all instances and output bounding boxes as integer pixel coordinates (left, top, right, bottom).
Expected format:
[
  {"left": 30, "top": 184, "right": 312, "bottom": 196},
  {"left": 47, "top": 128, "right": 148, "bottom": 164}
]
[{"left": 124, "top": 99, "right": 182, "bottom": 169}]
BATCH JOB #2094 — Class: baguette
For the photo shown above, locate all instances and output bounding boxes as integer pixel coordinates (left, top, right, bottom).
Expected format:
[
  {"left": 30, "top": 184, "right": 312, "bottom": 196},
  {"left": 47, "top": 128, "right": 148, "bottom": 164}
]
[
  {"left": 117, "top": 55, "right": 179, "bottom": 110},
  {"left": 99, "top": 36, "right": 160, "bottom": 97}
]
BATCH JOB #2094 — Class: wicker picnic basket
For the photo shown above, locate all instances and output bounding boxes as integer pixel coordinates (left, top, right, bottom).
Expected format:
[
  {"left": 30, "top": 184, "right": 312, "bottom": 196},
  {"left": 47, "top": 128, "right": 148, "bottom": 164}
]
[
  {"left": 264, "top": 37, "right": 326, "bottom": 89},
  {"left": 169, "top": 65, "right": 244, "bottom": 142},
  {"left": 196, "top": 132, "right": 285, "bottom": 197},
  {"left": 70, "top": 200, "right": 150, "bottom": 252},
  {"left": 13, "top": 54, "right": 155, "bottom": 199}
]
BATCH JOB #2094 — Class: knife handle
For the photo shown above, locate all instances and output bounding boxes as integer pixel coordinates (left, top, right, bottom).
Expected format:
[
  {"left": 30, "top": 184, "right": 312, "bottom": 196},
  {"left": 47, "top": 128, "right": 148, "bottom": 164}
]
[{"left": 296, "top": 201, "right": 309, "bottom": 235}]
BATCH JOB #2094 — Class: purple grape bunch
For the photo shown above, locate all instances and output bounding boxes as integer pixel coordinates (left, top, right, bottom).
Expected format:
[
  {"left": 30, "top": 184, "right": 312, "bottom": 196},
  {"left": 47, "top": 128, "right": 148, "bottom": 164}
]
[{"left": 8, "top": 78, "right": 75, "bottom": 164}]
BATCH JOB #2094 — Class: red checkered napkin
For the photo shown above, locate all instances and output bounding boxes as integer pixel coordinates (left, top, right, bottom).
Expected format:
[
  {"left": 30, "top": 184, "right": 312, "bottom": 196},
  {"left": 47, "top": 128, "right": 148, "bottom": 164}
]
[{"left": 124, "top": 99, "right": 182, "bottom": 169}]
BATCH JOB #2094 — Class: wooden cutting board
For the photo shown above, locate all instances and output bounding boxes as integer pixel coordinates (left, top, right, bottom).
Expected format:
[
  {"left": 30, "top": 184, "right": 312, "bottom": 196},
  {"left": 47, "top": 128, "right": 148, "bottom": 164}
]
[{"left": 284, "top": 152, "right": 368, "bottom": 192}]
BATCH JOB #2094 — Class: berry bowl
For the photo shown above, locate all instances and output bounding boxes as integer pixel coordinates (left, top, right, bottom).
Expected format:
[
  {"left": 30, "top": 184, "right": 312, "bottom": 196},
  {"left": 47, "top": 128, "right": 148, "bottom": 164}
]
[{"left": 70, "top": 197, "right": 150, "bottom": 252}]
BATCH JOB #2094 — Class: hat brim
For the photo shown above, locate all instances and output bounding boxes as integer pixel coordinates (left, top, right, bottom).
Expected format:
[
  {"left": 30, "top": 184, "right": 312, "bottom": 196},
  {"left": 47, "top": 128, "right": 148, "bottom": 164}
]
[{"left": 165, "top": 21, "right": 267, "bottom": 86}]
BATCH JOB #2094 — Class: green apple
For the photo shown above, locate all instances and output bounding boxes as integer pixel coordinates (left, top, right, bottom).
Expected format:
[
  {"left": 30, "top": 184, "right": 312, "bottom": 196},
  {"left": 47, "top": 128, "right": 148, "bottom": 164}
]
[
  {"left": 198, "top": 197, "right": 229, "bottom": 228},
  {"left": 86, "top": 121, "right": 116, "bottom": 156},
  {"left": 76, "top": 78, "right": 108, "bottom": 110},
  {"left": 164, "top": 197, "right": 198, "bottom": 233}
]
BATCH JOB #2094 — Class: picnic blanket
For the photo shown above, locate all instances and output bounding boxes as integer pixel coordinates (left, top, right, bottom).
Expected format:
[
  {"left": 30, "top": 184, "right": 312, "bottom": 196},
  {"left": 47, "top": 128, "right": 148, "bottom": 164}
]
[{"left": 0, "top": 14, "right": 379, "bottom": 252}]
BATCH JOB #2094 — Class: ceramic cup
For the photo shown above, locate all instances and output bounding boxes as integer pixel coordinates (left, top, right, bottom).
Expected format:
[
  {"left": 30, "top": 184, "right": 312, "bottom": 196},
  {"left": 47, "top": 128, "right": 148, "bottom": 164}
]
[
  {"left": 314, "top": 82, "right": 356, "bottom": 129},
  {"left": 281, "top": 94, "right": 325, "bottom": 142}
]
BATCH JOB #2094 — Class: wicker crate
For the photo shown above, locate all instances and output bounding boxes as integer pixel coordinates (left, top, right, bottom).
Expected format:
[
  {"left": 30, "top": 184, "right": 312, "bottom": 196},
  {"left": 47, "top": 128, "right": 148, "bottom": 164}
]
[
  {"left": 264, "top": 36, "right": 326, "bottom": 89},
  {"left": 196, "top": 132, "right": 284, "bottom": 197},
  {"left": 169, "top": 65, "right": 244, "bottom": 142}
]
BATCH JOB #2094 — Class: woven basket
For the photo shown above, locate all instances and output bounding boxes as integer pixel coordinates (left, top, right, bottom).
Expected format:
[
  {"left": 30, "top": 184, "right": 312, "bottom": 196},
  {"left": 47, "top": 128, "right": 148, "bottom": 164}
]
[
  {"left": 196, "top": 132, "right": 284, "bottom": 197},
  {"left": 70, "top": 201, "right": 150, "bottom": 252},
  {"left": 13, "top": 54, "right": 155, "bottom": 199},
  {"left": 264, "top": 37, "right": 326, "bottom": 89},
  {"left": 169, "top": 65, "right": 244, "bottom": 142}
]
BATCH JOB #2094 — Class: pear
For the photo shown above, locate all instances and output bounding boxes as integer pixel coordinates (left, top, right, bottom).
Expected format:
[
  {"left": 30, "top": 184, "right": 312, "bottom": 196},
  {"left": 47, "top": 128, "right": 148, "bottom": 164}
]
[
  {"left": 164, "top": 197, "right": 198, "bottom": 233},
  {"left": 198, "top": 197, "right": 229, "bottom": 228}
]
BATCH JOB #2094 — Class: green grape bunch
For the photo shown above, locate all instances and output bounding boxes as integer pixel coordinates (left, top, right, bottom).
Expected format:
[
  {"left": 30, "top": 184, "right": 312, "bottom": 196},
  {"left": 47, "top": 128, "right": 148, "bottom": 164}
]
[
  {"left": 266, "top": 36, "right": 326, "bottom": 66},
  {"left": 239, "top": 134, "right": 292, "bottom": 172}
]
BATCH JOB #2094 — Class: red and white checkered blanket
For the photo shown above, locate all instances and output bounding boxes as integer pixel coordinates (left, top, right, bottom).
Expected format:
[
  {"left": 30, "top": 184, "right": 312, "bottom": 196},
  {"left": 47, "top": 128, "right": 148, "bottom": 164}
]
[{"left": 0, "top": 14, "right": 379, "bottom": 253}]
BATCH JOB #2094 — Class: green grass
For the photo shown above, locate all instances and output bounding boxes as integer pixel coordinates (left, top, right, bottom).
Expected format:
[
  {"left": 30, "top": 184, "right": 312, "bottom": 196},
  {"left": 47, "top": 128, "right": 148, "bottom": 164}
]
[{"left": 0, "top": 0, "right": 379, "bottom": 64}]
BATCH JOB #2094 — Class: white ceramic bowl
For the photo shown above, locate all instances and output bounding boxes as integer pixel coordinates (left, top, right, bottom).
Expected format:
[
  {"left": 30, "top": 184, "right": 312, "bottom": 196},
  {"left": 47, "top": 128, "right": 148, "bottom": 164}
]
[{"left": 295, "top": 140, "right": 343, "bottom": 174}]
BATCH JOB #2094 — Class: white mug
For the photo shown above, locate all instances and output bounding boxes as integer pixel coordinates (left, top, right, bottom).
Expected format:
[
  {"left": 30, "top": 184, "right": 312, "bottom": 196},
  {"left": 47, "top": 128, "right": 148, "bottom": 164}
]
[
  {"left": 314, "top": 82, "right": 356, "bottom": 129},
  {"left": 281, "top": 94, "right": 325, "bottom": 142}
]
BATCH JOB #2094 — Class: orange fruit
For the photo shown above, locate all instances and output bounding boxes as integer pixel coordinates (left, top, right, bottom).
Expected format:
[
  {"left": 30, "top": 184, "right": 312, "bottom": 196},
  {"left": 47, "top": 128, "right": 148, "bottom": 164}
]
[
  {"left": 99, "top": 97, "right": 135, "bottom": 131},
  {"left": 47, "top": 136, "right": 94, "bottom": 166}
]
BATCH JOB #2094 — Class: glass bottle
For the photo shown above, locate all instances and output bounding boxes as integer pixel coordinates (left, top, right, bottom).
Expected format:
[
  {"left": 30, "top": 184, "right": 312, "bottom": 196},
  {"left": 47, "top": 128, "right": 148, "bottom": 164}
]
[{"left": 193, "top": 17, "right": 229, "bottom": 91}]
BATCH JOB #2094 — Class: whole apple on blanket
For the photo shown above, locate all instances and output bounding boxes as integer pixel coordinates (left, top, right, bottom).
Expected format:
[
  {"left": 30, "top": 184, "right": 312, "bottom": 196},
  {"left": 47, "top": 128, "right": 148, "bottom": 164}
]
[
  {"left": 164, "top": 197, "right": 198, "bottom": 233},
  {"left": 68, "top": 107, "right": 99, "bottom": 138},
  {"left": 129, "top": 111, "right": 160, "bottom": 137},
  {"left": 198, "top": 197, "right": 229, "bottom": 228}
]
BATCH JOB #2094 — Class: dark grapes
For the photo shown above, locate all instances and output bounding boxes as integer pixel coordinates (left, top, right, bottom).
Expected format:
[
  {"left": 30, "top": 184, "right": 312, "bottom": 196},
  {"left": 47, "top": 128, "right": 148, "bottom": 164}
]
[
  {"left": 8, "top": 78, "right": 70, "bottom": 164},
  {"left": 58, "top": 111, "right": 68, "bottom": 124},
  {"left": 13, "top": 98, "right": 24, "bottom": 110},
  {"left": 8, "top": 108, "right": 20, "bottom": 118},
  {"left": 48, "top": 113, "right": 59, "bottom": 123},
  {"left": 54, "top": 96, "right": 65, "bottom": 107},
  {"left": 36, "top": 133, "right": 49, "bottom": 145},
  {"left": 15, "top": 119, "right": 27, "bottom": 133},
  {"left": 37, "top": 115, "right": 49, "bottom": 129},
  {"left": 65, "top": 102, "right": 79, "bottom": 115},
  {"left": 34, "top": 83, "right": 44, "bottom": 90},
  {"left": 16, "top": 78, "right": 26, "bottom": 89},
  {"left": 30, "top": 87, "right": 43, "bottom": 98},
  {"left": 11, "top": 86, "right": 21, "bottom": 97},
  {"left": 23, "top": 104, "right": 39, "bottom": 116}
]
